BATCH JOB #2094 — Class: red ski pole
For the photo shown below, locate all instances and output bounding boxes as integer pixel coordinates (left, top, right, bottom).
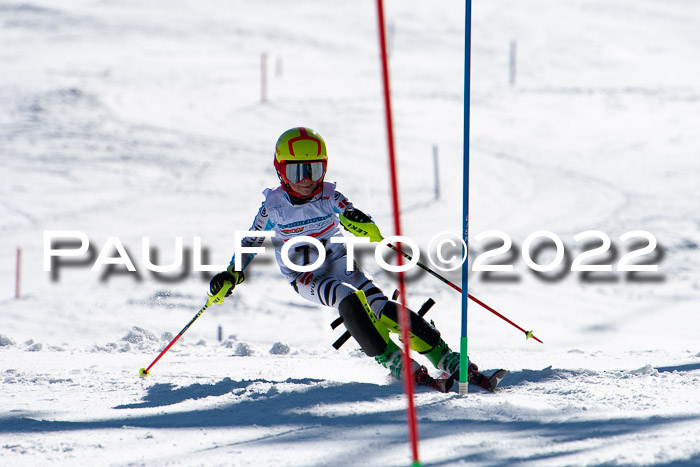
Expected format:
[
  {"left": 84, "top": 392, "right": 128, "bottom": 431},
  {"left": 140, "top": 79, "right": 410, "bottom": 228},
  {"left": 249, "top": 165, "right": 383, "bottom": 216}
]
[
  {"left": 139, "top": 281, "right": 233, "bottom": 377},
  {"left": 385, "top": 243, "right": 543, "bottom": 344},
  {"left": 338, "top": 215, "right": 543, "bottom": 343}
]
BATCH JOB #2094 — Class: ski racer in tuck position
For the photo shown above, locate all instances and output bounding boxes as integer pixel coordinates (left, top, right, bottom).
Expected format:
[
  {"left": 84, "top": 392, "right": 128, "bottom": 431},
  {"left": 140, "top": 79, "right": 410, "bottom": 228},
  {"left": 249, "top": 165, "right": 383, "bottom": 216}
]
[{"left": 209, "top": 127, "right": 502, "bottom": 391}]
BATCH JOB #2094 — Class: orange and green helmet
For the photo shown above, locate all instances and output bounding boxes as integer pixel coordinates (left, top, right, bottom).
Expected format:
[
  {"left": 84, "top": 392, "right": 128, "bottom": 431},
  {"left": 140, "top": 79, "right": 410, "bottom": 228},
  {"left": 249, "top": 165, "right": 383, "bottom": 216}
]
[{"left": 273, "top": 127, "right": 328, "bottom": 200}]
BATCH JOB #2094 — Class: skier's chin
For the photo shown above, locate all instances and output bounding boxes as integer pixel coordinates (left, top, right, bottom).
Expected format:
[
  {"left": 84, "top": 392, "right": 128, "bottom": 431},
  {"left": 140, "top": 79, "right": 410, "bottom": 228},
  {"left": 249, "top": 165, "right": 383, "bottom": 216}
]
[{"left": 290, "top": 181, "right": 318, "bottom": 196}]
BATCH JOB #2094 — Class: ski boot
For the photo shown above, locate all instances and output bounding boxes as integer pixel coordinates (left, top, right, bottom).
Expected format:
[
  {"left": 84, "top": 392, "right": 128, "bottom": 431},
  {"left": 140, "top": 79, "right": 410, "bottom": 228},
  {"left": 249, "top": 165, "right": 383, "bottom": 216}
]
[{"left": 377, "top": 346, "right": 450, "bottom": 390}]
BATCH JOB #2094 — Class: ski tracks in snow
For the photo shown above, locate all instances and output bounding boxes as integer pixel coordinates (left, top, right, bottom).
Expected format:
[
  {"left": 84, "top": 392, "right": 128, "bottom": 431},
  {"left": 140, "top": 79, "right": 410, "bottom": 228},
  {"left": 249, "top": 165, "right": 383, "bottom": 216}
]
[{"left": 1, "top": 342, "right": 699, "bottom": 465}]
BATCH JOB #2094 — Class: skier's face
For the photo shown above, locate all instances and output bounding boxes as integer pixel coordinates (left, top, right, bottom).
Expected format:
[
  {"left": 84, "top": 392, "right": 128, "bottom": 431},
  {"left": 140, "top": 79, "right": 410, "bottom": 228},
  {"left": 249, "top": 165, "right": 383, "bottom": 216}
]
[{"left": 289, "top": 179, "right": 318, "bottom": 197}]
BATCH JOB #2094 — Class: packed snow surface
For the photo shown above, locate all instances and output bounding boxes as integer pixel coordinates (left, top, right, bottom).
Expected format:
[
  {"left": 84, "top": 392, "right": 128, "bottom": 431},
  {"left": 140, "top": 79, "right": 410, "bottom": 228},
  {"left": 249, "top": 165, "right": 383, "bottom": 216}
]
[{"left": 2, "top": 0, "right": 700, "bottom": 465}]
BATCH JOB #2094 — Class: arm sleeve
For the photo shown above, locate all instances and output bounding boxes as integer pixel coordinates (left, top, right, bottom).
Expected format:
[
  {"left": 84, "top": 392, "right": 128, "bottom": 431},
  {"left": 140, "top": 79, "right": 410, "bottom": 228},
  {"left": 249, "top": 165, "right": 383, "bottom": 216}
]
[
  {"left": 228, "top": 203, "right": 274, "bottom": 271},
  {"left": 332, "top": 190, "right": 354, "bottom": 215},
  {"left": 334, "top": 190, "right": 374, "bottom": 224}
]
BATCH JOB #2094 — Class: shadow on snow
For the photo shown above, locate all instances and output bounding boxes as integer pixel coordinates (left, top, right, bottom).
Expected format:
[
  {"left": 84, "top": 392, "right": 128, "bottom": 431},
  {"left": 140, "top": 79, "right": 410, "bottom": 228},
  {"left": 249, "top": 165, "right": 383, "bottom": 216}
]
[{"left": 1, "top": 367, "right": 699, "bottom": 465}]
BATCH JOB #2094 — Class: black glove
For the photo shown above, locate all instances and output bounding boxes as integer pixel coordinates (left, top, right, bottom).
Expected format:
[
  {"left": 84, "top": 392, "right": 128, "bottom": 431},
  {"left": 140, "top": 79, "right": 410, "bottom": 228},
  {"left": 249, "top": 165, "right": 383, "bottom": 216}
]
[
  {"left": 341, "top": 208, "right": 372, "bottom": 225},
  {"left": 210, "top": 270, "right": 245, "bottom": 297}
]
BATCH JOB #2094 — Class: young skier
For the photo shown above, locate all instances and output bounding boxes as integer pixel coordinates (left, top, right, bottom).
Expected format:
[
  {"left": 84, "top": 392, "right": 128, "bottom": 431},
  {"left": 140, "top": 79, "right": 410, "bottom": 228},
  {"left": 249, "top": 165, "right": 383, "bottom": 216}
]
[{"left": 210, "top": 127, "right": 499, "bottom": 391}]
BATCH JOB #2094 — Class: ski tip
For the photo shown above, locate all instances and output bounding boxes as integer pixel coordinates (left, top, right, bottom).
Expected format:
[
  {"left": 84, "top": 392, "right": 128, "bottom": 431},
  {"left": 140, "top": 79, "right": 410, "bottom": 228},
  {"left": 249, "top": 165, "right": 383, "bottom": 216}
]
[
  {"left": 427, "top": 378, "right": 449, "bottom": 393},
  {"left": 139, "top": 368, "right": 149, "bottom": 378},
  {"left": 445, "top": 369, "right": 459, "bottom": 392},
  {"left": 425, "top": 370, "right": 460, "bottom": 393},
  {"left": 488, "top": 369, "right": 507, "bottom": 392}
]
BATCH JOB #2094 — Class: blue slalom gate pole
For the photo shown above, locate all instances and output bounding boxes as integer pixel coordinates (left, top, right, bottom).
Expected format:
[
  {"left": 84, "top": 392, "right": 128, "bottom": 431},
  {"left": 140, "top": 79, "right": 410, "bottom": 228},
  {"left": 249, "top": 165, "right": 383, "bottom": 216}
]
[{"left": 460, "top": 0, "right": 473, "bottom": 396}]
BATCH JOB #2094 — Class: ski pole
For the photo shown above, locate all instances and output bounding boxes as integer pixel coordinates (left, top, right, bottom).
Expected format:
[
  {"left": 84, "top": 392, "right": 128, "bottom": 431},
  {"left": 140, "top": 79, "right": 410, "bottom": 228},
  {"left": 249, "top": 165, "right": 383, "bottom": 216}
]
[
  {"left": 339, "top": 214, "right": 542, "bottom": 343},
  {"left": 139, "top": 280, "right": 233, "bottom": 377},
  {"left": 384, "top": 243, "right": 543, "bottom": 344}
]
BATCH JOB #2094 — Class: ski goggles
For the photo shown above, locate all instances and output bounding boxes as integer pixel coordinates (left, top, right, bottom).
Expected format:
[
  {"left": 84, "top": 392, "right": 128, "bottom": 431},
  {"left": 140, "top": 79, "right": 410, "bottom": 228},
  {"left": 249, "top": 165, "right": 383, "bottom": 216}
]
[{"left": 283, "top": 161, "right": 326, "bottom": 183}]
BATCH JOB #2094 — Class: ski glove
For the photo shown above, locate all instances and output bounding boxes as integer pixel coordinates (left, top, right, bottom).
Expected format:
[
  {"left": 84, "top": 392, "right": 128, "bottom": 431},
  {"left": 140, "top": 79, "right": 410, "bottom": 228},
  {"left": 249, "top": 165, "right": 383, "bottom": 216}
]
[
  {"left": 339, "top": 208, "right": 383, "bottom": 242},
  {"left": 342, "top": 208, "right": 373, "bottom": 224},
  {"left": 210, "top": 270, "right": 245, "bottom": 297}
]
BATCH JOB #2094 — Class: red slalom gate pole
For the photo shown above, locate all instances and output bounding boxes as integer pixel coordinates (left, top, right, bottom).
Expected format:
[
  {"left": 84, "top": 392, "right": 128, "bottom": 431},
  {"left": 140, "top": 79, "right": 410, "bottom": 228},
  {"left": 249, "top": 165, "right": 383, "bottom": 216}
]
[{"left": 376, "top": 0, "right": 421, "bottom": 465}]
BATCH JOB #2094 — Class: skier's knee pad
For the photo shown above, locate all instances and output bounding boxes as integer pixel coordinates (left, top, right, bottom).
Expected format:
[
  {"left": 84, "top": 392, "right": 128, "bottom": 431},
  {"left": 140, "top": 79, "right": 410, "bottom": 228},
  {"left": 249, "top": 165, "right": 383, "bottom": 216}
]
[
  {"left": 379, "top": 301, "right": 440, "bottom": 353},
  {"left": 338, "top": 290, "right": 390, "bottom": 357}
]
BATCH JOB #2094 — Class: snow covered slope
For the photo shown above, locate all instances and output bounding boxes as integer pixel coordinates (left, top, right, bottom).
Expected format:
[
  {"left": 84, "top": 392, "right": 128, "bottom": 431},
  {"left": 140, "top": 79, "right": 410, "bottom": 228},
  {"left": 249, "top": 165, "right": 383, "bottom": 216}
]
[{"left": 1, "top": 0, "right": 699, "bottom": 465}]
